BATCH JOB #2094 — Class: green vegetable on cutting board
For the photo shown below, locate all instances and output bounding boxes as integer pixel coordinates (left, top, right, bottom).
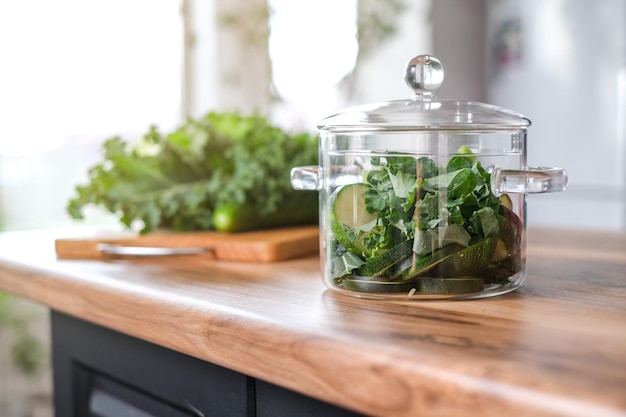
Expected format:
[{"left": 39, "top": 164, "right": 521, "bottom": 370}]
[
  {"left": 329, "top": 148, "right": 523, "bottom": 295},
  {"left": 67, "top": 112, "right": 319, "bottom": 233}
]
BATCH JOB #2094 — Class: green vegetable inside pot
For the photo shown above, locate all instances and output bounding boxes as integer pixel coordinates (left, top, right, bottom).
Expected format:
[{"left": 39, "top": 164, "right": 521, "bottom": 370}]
[{"left": 330, "top": 149, "right": 523, "bottom": 295}]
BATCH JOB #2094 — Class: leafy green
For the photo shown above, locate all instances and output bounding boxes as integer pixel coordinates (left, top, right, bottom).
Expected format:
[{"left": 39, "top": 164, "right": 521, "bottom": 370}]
[
  {"left": 330, "top": 148, "right": 523, "bottom": 291},
  {"left": 413, "top": 224, "right": 471, "bottom": 256},
  {"left": 331, "top": 251, "right": 366, "bottom": 279},
  {"left": 469, "top": 207, "right": 500, "bottom": 239},
  {"left": 67, "top": 112, "right": 319, "bottom": 233}
]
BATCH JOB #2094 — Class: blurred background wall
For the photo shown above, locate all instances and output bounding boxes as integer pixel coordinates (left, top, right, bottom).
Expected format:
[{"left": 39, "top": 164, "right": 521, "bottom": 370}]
[
  {"left": 2, "top": 0, "right": 623, "bottom": 234},
  {"left": 484, "top": 0, "right": 626, "bottom": 231}
]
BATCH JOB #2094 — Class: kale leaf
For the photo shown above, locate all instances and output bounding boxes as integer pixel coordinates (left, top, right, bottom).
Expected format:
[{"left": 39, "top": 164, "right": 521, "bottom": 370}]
[
  {"left": 361, "top": 152, "right": 500, "bottom": 256},
  {"left": 67, "top": 112, "right": 319, "bottom": 233}
]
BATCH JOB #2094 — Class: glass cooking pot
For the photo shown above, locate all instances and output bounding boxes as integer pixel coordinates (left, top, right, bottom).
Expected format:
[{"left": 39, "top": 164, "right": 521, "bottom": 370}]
[{"left": 291, "top": 55, "right": 567, "bottom": 300}]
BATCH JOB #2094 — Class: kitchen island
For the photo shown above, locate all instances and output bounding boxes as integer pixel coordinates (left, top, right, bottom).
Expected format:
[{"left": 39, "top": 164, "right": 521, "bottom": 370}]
[{"left": 0, "top": 227, "right": 624, "bottom": 417}]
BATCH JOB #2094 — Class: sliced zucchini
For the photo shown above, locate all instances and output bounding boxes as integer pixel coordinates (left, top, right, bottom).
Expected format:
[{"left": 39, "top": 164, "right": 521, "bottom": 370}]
[
  {"left": 356, "top": 240, "right": 413, "bottom": 277},
  {"left": 494, "top": 210, "right": 522, "bottom": 264},
  {"left": 343, "top": 276, "right": 484, "bottom": 295},
  {"left": 332, "top": 183, "right": 377, "bottom": 227},
  {"left": 499, "top": 193, "right": 513, "bottom": 210},
  {"left": 416, "top": 277, "right": 484, "bottom": 294},
  {"left": 343, "top": 278, "right": 416, "bottom": 294},
  {"left": 394, "top": 244, "right": 462, "bottom": 280},
  {"left": 492, "top": 238, "right": 510, "bottom": 262},
  {"left": 486, "top": 211, "right": 523, "bottom": 283},
  {"left": 434, "top": 237, "right": 498, "bottom": 277},
  {"left": 331, "top": 183, "right": 378, "bottom": 256}
]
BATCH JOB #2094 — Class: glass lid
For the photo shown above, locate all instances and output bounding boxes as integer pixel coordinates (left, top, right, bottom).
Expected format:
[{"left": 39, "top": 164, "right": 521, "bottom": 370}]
[{"left": 318, "top": 55, "right": 531, "bottom": 132}]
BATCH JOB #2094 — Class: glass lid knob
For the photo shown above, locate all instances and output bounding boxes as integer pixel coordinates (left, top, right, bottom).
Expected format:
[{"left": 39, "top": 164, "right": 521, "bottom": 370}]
[{"left": 404, "top": 55, "right": 444, "bottom": 98}]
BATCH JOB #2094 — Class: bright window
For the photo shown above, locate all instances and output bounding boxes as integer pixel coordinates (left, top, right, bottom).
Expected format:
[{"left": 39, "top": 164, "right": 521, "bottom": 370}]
[
  {"left": 0, "top": 0, "right": 183, "bottom": 229},
  {"left": 0, "top": 0, "right": 183, "bottom": 154}
]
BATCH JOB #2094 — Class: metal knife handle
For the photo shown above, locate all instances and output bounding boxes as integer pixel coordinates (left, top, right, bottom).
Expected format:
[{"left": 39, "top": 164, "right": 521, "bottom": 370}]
[{"left": 96, "top": 244, "right": 211, "bottom": 256}]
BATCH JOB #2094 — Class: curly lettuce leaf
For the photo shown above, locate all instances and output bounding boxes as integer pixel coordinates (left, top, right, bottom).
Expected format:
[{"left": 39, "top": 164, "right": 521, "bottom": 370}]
[{"left": 67, "top": 112, "right": 318, "bottom": 233}]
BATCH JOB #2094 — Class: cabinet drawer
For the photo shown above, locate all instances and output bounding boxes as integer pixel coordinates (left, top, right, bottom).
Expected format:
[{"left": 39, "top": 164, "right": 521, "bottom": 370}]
[
  {"left": 52, "top": 311, "right": 252, "bottom": 417},
  {"left": 255, "top": 380, "right": 362, "bottom": 417},
  {"left": 75, "top": 365, "right": 197, "bottom": 417}
]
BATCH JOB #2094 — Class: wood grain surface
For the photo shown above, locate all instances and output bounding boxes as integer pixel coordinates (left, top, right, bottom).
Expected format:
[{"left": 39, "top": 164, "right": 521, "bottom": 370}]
[{"left": 0, "top": 227, "right": 624, "bottom": 417}]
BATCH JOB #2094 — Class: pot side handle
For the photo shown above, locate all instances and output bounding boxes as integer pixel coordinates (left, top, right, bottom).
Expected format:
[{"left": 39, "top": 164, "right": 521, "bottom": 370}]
[
  {"left": 292, "top": 165, "right": 569, "bottom": 196},
  {"left": 490, "top": 167, "right": 568, "bottom": 196},
  {"left": 291, "top": 166, "right": 320, "bottom": 191}
]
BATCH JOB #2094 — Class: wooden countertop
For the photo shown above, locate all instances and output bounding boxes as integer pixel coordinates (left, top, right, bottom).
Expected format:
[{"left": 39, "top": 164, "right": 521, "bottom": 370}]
[{"left": 0, "top": 226, "right": 624, "bottom": 417}]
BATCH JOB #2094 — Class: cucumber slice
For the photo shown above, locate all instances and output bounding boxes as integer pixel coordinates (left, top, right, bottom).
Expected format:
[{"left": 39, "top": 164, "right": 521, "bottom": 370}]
[
  {"left": 486, "top": 211, "right": 523, "bottom": 283},
  {"left": 499, "top": 208, "right": 522, "bottom": 249},
  {"left": 331, "top": 183, "right": 378, "bottom": 256},
  {"left": 394, "top": 244, "right": 462, "bottom": 280},
  {"left": 343, "top": 276, "right": 484, "bottom": 295},
  {"left": 416, "top": 277, "right": 484, "bottom": 294},
  {"left": 492, "top": 238, "right": 510, "bottom": 262},
  {"left": 356, "top": 240, "right": 413, "bottom": 277},
  {"left": 435, "top": 237, "right": 498, "bottom": 277},
  {"left": 493, "top": 211, "right": 522, "bottom": 261},
  {"left": 492, "top": 212, "right": 518, "bottom": 260},
  {"left": 343, "top": 278, "right": 416, "bottom": 294},
  {"left": 332, "top": 183, "right": 377, "bottom": 227},
  {"left": 499, "top": 193, "right": 513, "bottom": 210}
]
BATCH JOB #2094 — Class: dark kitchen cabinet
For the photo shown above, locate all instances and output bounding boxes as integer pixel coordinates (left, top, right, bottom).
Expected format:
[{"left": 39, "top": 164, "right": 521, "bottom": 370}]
[{"left": 51, "top": 311, "right": 361, "bottom": 417}]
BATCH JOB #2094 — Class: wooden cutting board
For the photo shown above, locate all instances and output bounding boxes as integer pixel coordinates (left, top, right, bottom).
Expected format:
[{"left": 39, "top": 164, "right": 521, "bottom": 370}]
[{"left": 55, "top": 226, "right": 320, "bottom": 262}]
